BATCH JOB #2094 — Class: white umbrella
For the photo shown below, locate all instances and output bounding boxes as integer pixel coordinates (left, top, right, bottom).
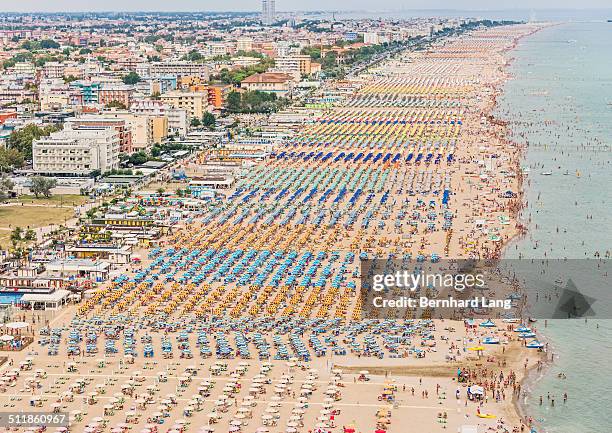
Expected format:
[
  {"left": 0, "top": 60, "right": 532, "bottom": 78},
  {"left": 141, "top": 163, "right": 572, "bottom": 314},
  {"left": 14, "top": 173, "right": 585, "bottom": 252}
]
[
  {"left": 6, "top": 322, "right": 29, "bottom": 329},
  {"left": 0, "top": 335, "right": 14, "bottom": 341}
]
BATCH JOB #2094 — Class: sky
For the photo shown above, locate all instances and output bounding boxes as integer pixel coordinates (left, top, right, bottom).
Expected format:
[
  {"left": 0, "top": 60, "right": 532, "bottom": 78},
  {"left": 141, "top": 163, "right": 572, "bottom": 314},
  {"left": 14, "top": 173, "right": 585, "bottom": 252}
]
[{"left": 4, "top": 1, "right": 612, "bottom": 13}]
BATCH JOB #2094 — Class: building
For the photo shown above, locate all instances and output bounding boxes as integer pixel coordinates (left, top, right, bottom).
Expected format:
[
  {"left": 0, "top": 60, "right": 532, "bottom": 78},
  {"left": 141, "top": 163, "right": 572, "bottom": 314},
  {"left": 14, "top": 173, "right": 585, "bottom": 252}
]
[
  {"left": 274, "top": 41, "right": 292, "bottom": 57},
  {"left": 261, "top": 0, "right": 276, "bottom": 26},
  {"left": 39, "top": 79, "right": 83, "bottom": 110},
  {"left": 99, "top": 85, "right": 132, "bottom": 107},
  {"left": 32, "top": 126, "right": 120, "bottom": 175},
  {"left": 241, "top": 73, "right": 293, "bottom": 97},
  {"left": 204, "top": 85, "right": 231, "bottom": 109},
  {"left": 150, "top": 61, "right": 209, "bottom": 80},
  {"left": 65, "top": 244, "right": 132, "bottom": 264},
  {"left": 205, "top": 43, "right": 228, "bottom": 58},
  {"left": 45, "top": 259, "right": 110, "bottom": 281},
  {"left": 272, "top": 55, "right": 319, "bottom": 80},
  {"left": 11, "top": 62, "right": 35, "bottom": 76},
  {"left": 42, "top": 62, "right": 65, "bottom": 79},
  {"left": 161, "top": 90, "right": 209, "bottom": 120},
  {"left": 66, "top": 116, "right": 132, "bottom": 154},
  {"left": 167, "top": 109, "right": 188, "bottom": 137},
  {"left": 363, "top": 32, "right": 379, "bottom": 44},
  {"left": 71, "top": 81, "right": 101, "bottom": 104},
  {"left": 236, "top": 37, "right": 254, "bottom": 52},
  {"left": 130, "top": 99, "right": 167, "bottom": 116},
  {"left": 231, "top": 56, "right": 262, "bottom": 68}
]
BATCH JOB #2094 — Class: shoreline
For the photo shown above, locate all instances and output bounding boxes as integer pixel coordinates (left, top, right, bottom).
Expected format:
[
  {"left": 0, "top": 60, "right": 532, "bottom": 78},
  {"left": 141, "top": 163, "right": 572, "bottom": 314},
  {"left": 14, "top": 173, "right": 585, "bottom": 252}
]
[
  {"left": 514, "top": 332, "right": 556, "bottom": 433},
  {"left": 496, "top": 23, "right": 559, "bottom": 433}
]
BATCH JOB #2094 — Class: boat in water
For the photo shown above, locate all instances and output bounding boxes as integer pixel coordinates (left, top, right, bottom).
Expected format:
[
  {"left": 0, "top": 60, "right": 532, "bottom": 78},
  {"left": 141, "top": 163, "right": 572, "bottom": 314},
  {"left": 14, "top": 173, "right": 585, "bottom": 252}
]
[{"left": 540, "top": 171, "right": 552, "bottom": 176}]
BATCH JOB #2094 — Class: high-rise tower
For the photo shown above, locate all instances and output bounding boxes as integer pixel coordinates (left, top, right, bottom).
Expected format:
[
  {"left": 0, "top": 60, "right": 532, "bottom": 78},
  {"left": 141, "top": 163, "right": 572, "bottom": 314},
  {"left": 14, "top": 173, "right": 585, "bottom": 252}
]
[{"left": 261, "top": 0, "right": 276, "bottom": 26}]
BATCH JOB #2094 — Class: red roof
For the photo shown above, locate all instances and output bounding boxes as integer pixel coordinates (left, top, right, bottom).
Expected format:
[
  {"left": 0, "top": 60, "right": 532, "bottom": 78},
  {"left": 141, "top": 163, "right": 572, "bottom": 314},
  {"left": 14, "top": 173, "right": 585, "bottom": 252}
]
[{"left": 241, "top": 72, "right": 292, "bottom": 84}]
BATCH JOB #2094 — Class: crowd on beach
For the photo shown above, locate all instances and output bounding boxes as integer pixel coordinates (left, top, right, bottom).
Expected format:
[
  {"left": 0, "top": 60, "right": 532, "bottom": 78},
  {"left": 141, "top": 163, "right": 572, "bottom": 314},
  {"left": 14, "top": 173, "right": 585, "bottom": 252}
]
[{"left": 0, "top": 24, "right": 550, "bottom": 433}]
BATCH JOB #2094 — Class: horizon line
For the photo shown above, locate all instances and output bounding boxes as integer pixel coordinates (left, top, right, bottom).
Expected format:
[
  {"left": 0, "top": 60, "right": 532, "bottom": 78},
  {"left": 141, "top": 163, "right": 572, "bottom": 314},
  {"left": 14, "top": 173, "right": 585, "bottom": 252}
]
[{"left": 2, "top": 7, "right": 612, "bottom": 14}]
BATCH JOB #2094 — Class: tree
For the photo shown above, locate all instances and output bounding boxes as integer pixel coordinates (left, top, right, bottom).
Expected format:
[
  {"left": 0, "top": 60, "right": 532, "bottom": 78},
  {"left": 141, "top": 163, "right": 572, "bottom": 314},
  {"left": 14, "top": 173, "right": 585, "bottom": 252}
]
[
  {"left": 0, "top": 148, "right": 24, "bottom": 172},
  {"left": 226, "top": 91, "right": 242, "bottom": 112},
  {"left": 128, "top": 151, "right": 148, "bottom": 166},
  {"left": 7, "top": 123, "right": 61, "bottom": 160},
  {"left": 106, "top": 100, "right": 127, "bottom": 109},
  {"left": 40, "top": 39, "right": 60, "bottom": 49},
  {"left": 24, "top": 229, "right": 36, "bottom": 241},
  {"left": 0, "top": 176, "right": 14, "bottom": 201},
  {"left": 202, "top": 112, "right": 216, "bottom": 130},
  {"left": 29, "top": 176, "right": 57, "bottom": 198},
  {"left": 10, "top": 227, "right": 23, "bottom": 245},
  {"left": 190, "top": 117, "right": 201, "bottom": 127},
  {"left": 226, "top": 90, "right": 289, "bottom": 114},
  {"left": 122, "top": 72, "right": 141, "bottom": 85},
  {"left": 63, "top": 75, "right": 79, "bottom": 83},
  {"left": 182, "top": 50, "right": 203, "bottom": 61}
]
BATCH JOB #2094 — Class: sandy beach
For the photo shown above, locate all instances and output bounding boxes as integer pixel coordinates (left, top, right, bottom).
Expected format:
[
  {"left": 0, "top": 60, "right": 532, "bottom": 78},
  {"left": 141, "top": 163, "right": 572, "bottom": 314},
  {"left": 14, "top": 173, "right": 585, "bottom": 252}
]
[{"left": 0, "top": 23, "right": 549, "bottom": 433}]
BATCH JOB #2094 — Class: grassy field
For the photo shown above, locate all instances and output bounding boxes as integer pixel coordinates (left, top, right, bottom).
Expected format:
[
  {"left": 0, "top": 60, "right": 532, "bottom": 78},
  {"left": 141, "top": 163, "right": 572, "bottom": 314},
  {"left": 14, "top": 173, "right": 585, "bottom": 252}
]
[
  {"left": 0, "top": 194, "right": 87, "bottom": 250},
  {"left": 8, "top": 194, "right": 90, "bottom": 207},
  {"left": 0, "top": 206, "right": 74, "bottom": 229}
]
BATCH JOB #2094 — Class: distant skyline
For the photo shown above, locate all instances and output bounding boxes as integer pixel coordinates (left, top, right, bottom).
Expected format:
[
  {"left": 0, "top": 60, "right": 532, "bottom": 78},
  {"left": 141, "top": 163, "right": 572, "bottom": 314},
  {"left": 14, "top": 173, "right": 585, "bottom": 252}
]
[{"left": 4, "top": 1, "right": 612, "bottom": 13}]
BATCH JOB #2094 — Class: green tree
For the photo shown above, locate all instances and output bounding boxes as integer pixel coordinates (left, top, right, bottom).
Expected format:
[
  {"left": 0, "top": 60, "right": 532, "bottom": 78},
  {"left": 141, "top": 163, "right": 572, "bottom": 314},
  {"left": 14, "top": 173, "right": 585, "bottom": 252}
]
[
  {"left": 10, "top": 227, "right": 23, "bottom": 245},
  {"left": 105, "top": 100, "right": 127, "bottom": 109},
  {"left": 40, "top": 39, "right": 60, "bottom": 49},
  {"left": 190, "top": 117, "right": 201, "bottom": 127},
  {"left": 24, "top": 229, "right": 36, "bottom": 241},
  {"left": 226, "top": 91, "right": 242, "bottom": 112},
  {"left": 128, "top": 151, "right": 148, "bottom": 166},
  {"left": 64, "top": 75, "right": 79, "bottom": 83},
  {"left": 6, "top": 123, "right": 61, "bottom": 160},
  {"left": 29, "top": 176, "right": 57, "bottom": 198},
  {"left": 122, "top": 71, "right": 141, "bottom": 85},
  {"left": 0, "top": 176, "right": 15, "bottom": 201},
  {"left": 226, "top": 90, "right": 289, "bottom": 114},
  {"left": 182, "top": 50, "right": 203, "bottom": 61},
  {"left": 202, "top": 112, "right": 216, "bottom": 130},
  {"left": 0, "top": 148, "right": 24, "bottom": 172}
]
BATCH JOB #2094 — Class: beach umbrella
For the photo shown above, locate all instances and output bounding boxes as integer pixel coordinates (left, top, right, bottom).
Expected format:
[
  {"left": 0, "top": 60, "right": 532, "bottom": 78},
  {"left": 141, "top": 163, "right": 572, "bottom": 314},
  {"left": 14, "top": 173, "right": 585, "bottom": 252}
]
[{"left": 6, "top": 322, "right": 29, "bottom": 329}]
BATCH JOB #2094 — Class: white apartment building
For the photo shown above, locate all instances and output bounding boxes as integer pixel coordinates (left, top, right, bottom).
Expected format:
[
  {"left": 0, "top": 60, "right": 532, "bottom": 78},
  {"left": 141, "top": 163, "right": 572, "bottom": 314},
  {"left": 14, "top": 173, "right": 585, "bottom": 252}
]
[
  {"left": 236, "top": 37, "right": 253, "bottom": 52},
  {"left": 167, "top": 109, "right": 188, "bottom": 137},
  {"left": 131, "top": 100, "right": 187, "bottom": 136},
  {"left": 274, "top": 41, "right": 292, "bottom": 57},
  {"left": 42, "top": 62, "right": 65, "bottom": 79},
  {"left": 33, "top": 126, "right": 120, "bottom": 175},
  {"left": 11, "top": 62, "right": 36, "bottom": 76},
  {"left": 205, "top": 43, "right": 228, "bottom": 58},
  {"left": 150, "top": 61, "right": 209, "bottom": 79},
  {"left": 135, "top": 63, "right": 151, "bottom": 78},
  {"left": 130, "top": 99, "right": 168, "bottom": 116},
  {"left": 363, "top": 32, "right": 379, "bottom": 44},
  {"left": 272, "top": 55, "right": 317, "bottom": 80}
]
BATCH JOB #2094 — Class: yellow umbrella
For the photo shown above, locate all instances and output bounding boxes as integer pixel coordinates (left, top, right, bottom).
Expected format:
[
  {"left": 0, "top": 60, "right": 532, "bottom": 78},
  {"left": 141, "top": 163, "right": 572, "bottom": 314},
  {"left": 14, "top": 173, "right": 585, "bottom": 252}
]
[{"left": 468, "top": 346, "right": 485, "bottom": 351}]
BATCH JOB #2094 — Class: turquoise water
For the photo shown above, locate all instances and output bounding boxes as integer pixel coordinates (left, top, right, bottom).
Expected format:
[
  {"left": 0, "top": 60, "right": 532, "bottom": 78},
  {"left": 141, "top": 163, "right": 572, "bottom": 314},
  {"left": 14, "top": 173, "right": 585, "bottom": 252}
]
[{"left": 498, "top": 23, "right": 612, "bottom": 433}]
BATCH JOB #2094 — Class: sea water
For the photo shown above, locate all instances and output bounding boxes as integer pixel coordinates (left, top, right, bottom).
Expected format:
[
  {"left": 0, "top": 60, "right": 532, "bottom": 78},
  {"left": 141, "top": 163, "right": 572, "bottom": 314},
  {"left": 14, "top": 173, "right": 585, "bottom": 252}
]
[{"left": 497, "top": 22, "right": 612, "bottom": 433}]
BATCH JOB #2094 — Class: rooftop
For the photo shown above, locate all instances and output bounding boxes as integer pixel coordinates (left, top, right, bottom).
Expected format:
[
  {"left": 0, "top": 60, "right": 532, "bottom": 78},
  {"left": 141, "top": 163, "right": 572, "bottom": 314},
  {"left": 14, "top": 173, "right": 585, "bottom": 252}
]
[{"left": 241, "top": 72, "right": 293, "bottom": 84}]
